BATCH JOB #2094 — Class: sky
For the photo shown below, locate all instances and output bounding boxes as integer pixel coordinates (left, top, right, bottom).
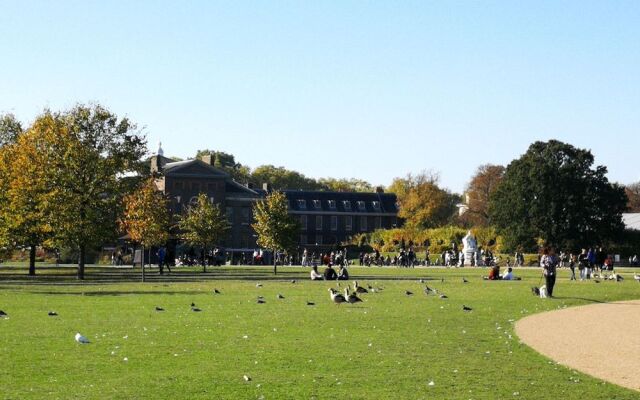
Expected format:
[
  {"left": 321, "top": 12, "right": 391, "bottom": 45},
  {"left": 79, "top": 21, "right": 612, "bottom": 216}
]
[{"left": 1, "top": 1, "right": 639, "bottom": 193}]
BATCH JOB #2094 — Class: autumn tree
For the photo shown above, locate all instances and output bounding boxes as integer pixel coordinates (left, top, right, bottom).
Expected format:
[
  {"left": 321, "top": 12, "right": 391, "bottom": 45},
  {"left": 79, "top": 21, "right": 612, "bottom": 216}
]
[
  {"left": 178, "top": 193, "right": 229, "bottom": 272},
  {"left": 120, "top": 179, "right": 171, "bottom": 281},
  {"left": 0, "top": 113, "right": 59, "bottom": 275},
  {"left": 625, "top": 182, "right": 640, "bottom": 212},
  {"left": 47, "top": 104, "right": 147, "bottom": 279},
  {"left": 388, "top": 171, "right": 459, "bottom": 229},
  {"left": 461, "top": 164, "right": 505, "bottom": 226},
  {"left": 252, "top": 191, "right": 299, "bottom": 274},
  {"left": 489, "top": 140, "right": 627, "bottom": 252},
  {"left": 0, "top": 113, "right": 23, "bottom": 147}
]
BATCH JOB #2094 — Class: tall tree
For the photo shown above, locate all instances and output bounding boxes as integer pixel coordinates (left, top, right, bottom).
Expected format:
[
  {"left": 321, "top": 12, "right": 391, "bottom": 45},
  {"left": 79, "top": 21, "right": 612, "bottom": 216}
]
[
  {"left": 196, "top": 149, "right": 251, "bottom": 183},
  {"left": 489, "top": 140, "right": 627, "bottom": 252},
  {"left": 0, "top": 113, "right": 58, "bottom": 275},
  {"left": 252, "top": 191, "right": 299, "bottom": 274},
  {"left": 317, "top": 177, "right": 374, "bottom": 192},
  {"left": 120, "top": 179, "right": 171, "bottom": 281},
  {"left": 461, "top": 164, "right": 505, "bottom": 226},
  {"left": 47, "top": 104, "right": 147, "bottom": 279},
  {"left": 251, "top": 165, "right": 323, "bottom": 191},
  {"left": 0, "top": 113, "right": 23, "bottom": 147},
  {"left": 178, "top": 193, "right": 229, "bottom": 272},
  {"left": 388, "top": 171, "right": 459, "bottom": 229}
]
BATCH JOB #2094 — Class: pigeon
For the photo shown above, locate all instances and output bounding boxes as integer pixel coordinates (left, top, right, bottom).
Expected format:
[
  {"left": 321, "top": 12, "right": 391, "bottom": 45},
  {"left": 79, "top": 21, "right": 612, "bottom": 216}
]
[
  {"left": 439, "top": 294, "right": 448, "bottom": 299},
  {"left": 191, "top": 306, "right": 202, "bottom": 312},
  {"left": 424, "top": 286, "right": 435, "bottom": 295},
  {"left": 419, "top": 279, "right": 425, "bottom": 284},
  {"left": 462, "top": 305, "right": 473, "bottom": 312},
  {"left": 75, "top": 333, "right": 90, "bottom": 344},
  {"left": 328, "top": 288, "right": 346, "bottom": 305},
  {"left": 213, "top": 289, "right": 221, "bottom": 294},
  {"left": 257, "top": 298, "right": 266, "bottom": 304},
  {"left": 243, "top": 375, "right": 252, "bottom": 382},
  {"left": 306, "top": 301, "right": 315, "bottom": 306},
  {"left": 405, "top": 290, "right": 414, "bottom": 296},
  {"left": 0, "top": 310, "right": 7, "bottom": 317},
  {"left": 462, "top": 277, "right": 469, "bottom": 283},
  {"left": 48, "top": 311, "right": 58, "bottom": 316},
  {"left": 367, "top": 285, "right": 374, "bottom": 291},
  {"left": 155, "top": 306, "right": 164, "bottom": 312},
  {"left": 345, "top": 288, "right": 363, "bottom": 304},
  {"left": 291, "top": 280, "right": 296, "bottom": 284},
  {"left": 353, "top": 281, "right": 368, "bottom": 294},
  {"left": 277, "top": 294, "right": 285, "bottom": 299},
  {"left": 594, "top": 279, "right": 601, "bottom": 283},
  {"left": 634, "top": 274, "right": 640, "bottom": 282},
  {"left": 191, "top": 302, "right": 196, "bottom": 307},
  {"left": 256, "top": 283, "right": 263, "bottom": 288}
]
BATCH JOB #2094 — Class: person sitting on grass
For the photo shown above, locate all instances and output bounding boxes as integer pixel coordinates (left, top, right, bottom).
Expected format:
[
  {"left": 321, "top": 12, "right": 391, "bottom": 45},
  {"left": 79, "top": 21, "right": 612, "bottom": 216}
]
[
  {"left": 323, "top": 263, "right": 338, "bottom": 281},
  {"left": 337, "top": 265, "right": 349, "bottom": 280},
  {"left": 501, "top": 267, "right": 521, "bottom": 280},
  {"left": 488, "top": 264, "right": 501, "bottom": 280},
  {"left": 310, "top": 265, "right": 323, "bottom": 281}
]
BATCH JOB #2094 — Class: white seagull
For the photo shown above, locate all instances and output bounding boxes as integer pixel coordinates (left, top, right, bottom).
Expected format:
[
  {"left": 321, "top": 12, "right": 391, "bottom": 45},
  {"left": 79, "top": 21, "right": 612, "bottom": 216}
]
[{"left": 75, "top": 333, "right": 90, "bottom": 344}]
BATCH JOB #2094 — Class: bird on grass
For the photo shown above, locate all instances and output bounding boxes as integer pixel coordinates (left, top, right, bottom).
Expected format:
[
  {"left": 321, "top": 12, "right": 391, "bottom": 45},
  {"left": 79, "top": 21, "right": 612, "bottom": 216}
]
[
  {"left": 0, "top": 310, "right": 7, "bottom": 317},
  {"left": 257, "top": 297, "right": 266, "bottom": 304},
  {"left": 634, "top": 274, "right": 640, "bottom": 282},
  {"left": 277, "top": 294, "right": 285, "bottom": 299},
  {"left": 191, "top": 306, "right": 202, "bottom": 312},
  {"left": 306, "top": 301, "right": 315, "bottom": 306},
  {"left": 191, "top": 302, "right": 196, "bottom": 307},
  {"left": 353, "top": 281, "right": 368, "bottom": 294},
  {"left": 48, "top": 311, "right": 58, "bottom": 316},
  {"left": 462, "top": 277, "right": 469, "bottom": 283},
  {"left": 424, "top": 286, "right": 435, "bottom": 295},
  {"left": 75, "top": 333, "right": 90, "bottom": 344},
  {"left": 344, "top": 288, "right": 363, "bottom": 304},
  {"left": 328, "top": 288, "right": 346, "bottom": 305},
  {"left": 439, "top": 294, "right": 448, "bottom": 299},
  {"left": 462, "top": 305, "right": 473, "bottom": 312},
  {"left": 419, "top": 279, "right": 425, "bottom": 284},
  {"left": 213, "top": 289, "right": 221, "bottom": 294},
  {"left": 155, "top": 306, "right": 164, "bottom": 312},
  {"left": 405, "top": 290, "right": 414, "bottom": 296},
  {"left": 291, "top": 280, "right": 297, "bottom": 284},
  {"left": 256, "top": 283, "right": 263, "bottom": 288},
  {"left": 594, "top": 279, "right": 601, "bottom": 283}
]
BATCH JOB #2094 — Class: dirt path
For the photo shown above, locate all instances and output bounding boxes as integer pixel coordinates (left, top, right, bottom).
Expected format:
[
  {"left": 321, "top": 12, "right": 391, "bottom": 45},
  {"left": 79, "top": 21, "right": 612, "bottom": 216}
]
[{"left": 516, "top": 300, "right": 640, "bottom": 392}]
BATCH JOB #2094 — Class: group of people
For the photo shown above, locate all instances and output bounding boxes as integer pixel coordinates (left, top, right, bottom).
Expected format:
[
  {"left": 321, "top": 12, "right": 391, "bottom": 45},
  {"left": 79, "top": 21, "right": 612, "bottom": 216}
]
[
  {"left": 558, "top": 248, "right": 615, "bottom": 281},
  {"left": 310, "top": 263, "right": 349, "bottom": 281},
  {"left": 301, "top": 249, "right": 348, "bottom": 268}
]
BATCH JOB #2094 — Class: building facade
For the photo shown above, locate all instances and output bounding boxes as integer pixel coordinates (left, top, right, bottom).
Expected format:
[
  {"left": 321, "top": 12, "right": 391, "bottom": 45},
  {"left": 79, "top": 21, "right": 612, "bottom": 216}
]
[{"left": 151, "top": 155, "right": 399, "bottom": 253}]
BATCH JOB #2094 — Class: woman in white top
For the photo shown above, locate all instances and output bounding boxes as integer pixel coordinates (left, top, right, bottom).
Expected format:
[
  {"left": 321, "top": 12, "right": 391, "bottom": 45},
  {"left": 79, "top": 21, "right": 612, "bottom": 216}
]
[{"left": 310, "top": 265, "right": 323, "bottom": 280}]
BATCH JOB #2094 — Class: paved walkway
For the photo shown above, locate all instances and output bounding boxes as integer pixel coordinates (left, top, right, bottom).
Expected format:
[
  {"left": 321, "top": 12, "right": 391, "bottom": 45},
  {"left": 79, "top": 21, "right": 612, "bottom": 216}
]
[{"left": 516, "top": 299, "right": 640, "bottom": 392}]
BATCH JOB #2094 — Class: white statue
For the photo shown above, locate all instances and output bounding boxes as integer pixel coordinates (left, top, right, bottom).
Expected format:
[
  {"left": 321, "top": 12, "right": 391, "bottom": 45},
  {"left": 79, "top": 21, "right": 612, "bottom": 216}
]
[{"left": 461, "top": 231, "right": 477, "bottom": 266}]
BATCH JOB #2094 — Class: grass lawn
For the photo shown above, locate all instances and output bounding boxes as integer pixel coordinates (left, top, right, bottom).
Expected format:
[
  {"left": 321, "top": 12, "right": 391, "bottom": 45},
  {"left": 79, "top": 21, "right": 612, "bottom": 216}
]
[{"left": 1, "top": 265, "right": 639, "bottom": 399}]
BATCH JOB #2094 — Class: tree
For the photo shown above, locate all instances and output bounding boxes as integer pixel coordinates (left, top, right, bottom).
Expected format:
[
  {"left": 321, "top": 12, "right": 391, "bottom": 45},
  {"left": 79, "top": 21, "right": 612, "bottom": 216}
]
[
  {"left": 196, "top": 149, "right": 251, "bottom": 183},
  {"left": 47, "top": 104, "right": 147, "bottom": 279},
  {"left": 388, "top": 171, "right": 459, "bottom": 229},
  {"left": 251, "top": 165, "right": 323, "bottom": 191},
  {"left": 120, "top": 179, "right": 171, "bottom": 281},
  {"left": 489, "top": 140, "right": 627, "bottom": 252},
  {"left": 0, "top": 113, "right": 23, "bottom": 147},
  {"left": 178, "top": 193, "right": 229, "bottom": 272},
  {"left": 0, "top": 113, "right": 59, "bottom": 275},
  {"left": 317, "top": 177, "right": 374, "bottom": 192},
  {"left": 252, "top": 191, "right": 299, "bottom": 274},
  {"left": 625, "top": 182, "right": 640, "bottom": 212},
  {"left": 461, "top": 164, "right": 505, "bottom": 226}
]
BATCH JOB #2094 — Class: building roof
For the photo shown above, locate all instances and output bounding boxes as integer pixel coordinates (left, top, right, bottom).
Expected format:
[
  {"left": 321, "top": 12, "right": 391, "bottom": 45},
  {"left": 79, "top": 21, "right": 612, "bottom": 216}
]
[{"left": 622, "top": 213, "right": 640, "bottom": 231}]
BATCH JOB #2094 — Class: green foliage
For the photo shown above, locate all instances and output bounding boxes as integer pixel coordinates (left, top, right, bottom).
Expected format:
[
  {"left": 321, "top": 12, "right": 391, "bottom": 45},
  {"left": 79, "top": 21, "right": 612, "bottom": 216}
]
[
  {"left": 317, "top": 177, "right": 374, "bottom": 192},
  {"left": 250, "top": 165, "right": 323, "bottom": 191},
  {"left": 252, "top": 191, "right": 299, "bottom": 257},
  {"left": 178, "top": 193, "right": 229, "bottom": 251},
  {"left": 489, "top": 140, "right": 627, "bottom": 252},
  {"left": 0, "top": 113, "right": 23, "bottom": 147},
  {"left": 196, "top": 149, "right": 250, "bottom": 183}
]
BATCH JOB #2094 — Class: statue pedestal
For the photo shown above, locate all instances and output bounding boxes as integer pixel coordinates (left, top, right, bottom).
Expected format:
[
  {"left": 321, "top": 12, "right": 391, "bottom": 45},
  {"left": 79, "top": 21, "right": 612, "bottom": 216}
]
[{"left": 464, "top": 249, "right": 476, "bottom": 266}]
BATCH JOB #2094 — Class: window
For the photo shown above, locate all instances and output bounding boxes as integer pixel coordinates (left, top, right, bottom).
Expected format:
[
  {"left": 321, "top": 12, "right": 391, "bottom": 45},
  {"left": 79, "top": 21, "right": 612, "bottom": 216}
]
[
  {"left": 192, "top": 182, "right": 201, "bottom": 192},
  {"left": 328, "top": 200, "right": 336, "bottom": 209},
  {"left": 226, "top": 207, "right": 234, "bottom": 223},
  {"left": 372, "top": 201, "right": 381, "bottom": 211},
  {"left": 300, "top": 235, "right": 307, "bottom": 245},
  {"left": 343, "top": 200, "right": 351, "bottom": 211},
  {"left": 316, "top": 216, "right": 323, "bottom": 231},
  {"left": 300, "top": 215, "right": 308, "bottom": 230},
  {"left": 360, "top": 216, "right": 367, "bottom": 231},
  {"left": 357, "top": 201, "right": 366, "bottom": 211},
  {"left": 375, "top": 216, "right": 381, "bottom": 229},
  {"left": 331, "top": 216, "right": 337, "bottom": 231},
  {"left": 241, "top": 207, "right": 250, "bottom": 222},
  {"left": 297, "top": 199, "right": 306, "bottom": 209},
  {"left": 313, "top": 200, "right": 321, "bottom": 209},
  {"left": 345, "top": 216, "right": 352, "bottom": 231}
]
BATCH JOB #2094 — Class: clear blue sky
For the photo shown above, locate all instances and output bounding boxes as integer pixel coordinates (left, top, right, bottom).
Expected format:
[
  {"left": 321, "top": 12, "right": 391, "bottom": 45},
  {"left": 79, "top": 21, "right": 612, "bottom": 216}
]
[{"left": 1, "top": 1, "right": 639, "bottom": 192}]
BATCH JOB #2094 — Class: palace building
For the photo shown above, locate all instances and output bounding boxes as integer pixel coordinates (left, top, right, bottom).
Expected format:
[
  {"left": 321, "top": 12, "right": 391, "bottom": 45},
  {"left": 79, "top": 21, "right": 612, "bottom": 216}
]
[{"left": 151, "top": 152, "right": 399, "bottom": 255}]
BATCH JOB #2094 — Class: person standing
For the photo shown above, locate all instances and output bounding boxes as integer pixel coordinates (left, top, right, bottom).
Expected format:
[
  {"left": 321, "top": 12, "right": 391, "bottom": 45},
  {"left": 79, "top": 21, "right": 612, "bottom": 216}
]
[
  {"left": 541, "top": 247, "right": 559, "bottom": 298},
  {"left": 568, "top": 253, "right": 577, "bottom": 281},
  {"left": 157, "top": 246, "right": 169, "bottom": 275}
]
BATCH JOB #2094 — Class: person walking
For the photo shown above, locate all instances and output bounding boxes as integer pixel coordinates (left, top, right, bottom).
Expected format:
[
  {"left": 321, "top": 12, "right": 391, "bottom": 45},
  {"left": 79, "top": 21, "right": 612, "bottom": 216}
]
[
  {"left": 568, "top": 253, "right": 577, "bottom": 281},
  {"left": 157, "top": 246, "right": 170, "bottom": 275},
  {"left": 541, "top": 247, "right": 559, "bottom": 298}
]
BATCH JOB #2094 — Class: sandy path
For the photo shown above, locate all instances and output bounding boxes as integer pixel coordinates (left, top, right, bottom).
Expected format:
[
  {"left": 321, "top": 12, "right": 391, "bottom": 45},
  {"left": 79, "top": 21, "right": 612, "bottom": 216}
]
[{"left": 515, "top": 300, "right": 640, "bottom": 392}]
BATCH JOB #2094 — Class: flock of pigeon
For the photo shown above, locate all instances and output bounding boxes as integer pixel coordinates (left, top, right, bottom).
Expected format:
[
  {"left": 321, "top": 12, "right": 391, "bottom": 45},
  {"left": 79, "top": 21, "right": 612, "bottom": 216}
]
[{"left": 3, "top": 274, "right": 638, "bottom": 345}]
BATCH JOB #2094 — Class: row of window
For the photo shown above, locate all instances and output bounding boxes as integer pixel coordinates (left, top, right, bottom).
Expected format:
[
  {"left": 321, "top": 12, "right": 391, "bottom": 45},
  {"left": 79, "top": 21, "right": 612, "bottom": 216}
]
[
  {"left": 299, "top": 215, "right": 381, "bottom": 231},
  {"left": 295, "top": 199, "right": 381, "bottom": 211},
  {"left": 173, "top": 181, "right": 221, "bottom": 192}
]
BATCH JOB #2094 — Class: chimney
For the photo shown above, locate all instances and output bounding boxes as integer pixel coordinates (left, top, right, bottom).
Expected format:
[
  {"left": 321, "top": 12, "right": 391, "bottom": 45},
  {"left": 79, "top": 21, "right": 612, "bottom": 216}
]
[
  {"left": 246, "top": 182, "right": 255, "bottom": 189},
  {"left": 263, "top": 182, "right": 271, "bottom": 192},
  {"left": 202, "top": 154, "right": 214, "bottom": 165},
  {"left": 375, "top": 186, "right": 384, "bottom": 194}
]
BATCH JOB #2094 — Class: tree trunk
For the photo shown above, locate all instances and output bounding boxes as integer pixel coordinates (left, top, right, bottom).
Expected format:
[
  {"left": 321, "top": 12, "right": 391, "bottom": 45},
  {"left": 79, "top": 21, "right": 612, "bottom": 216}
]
[
  {"left": 77, "top": 244, "right": 85, "bottom": 280},
  {"left": 28, "top": 245, "right": 36, "bottom": 276},
  {"left": 141, "top": 244, "right": 146, "bottom": 282},
  {"left": 273, "top": 248, "right": 277, "bottom": 275}
]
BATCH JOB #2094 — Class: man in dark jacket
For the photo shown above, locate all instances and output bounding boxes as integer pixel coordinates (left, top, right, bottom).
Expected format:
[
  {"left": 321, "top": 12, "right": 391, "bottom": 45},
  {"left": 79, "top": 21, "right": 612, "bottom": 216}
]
[{"left": 323, "top": 264, "right": 338, "bottom": 280}]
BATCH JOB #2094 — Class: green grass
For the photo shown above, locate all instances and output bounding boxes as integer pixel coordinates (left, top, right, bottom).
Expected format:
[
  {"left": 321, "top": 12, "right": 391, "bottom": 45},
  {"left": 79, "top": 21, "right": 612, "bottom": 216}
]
[{"left": 1, "top": 266, "right": 639, "bottom": 399}]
